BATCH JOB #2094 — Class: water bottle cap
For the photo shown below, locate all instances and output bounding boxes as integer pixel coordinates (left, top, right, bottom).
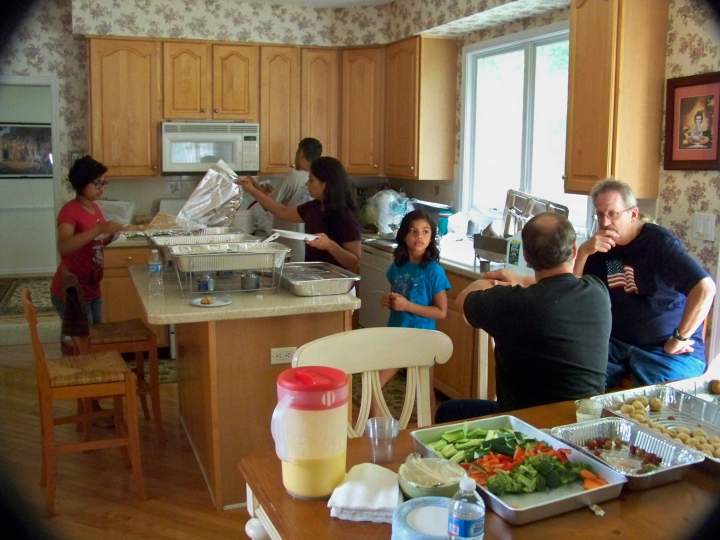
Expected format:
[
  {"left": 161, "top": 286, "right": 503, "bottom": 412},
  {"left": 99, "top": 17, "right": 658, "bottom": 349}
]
[{"left": 459, "top": 476, "right": 476, "bottom": 491}]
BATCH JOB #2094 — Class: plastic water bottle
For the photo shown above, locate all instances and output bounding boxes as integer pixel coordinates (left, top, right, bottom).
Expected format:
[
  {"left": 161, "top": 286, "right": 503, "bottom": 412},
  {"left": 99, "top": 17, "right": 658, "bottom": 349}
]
[
  {"left": 148, "top": 249, "right": 164, "bottom": 298},
  {"left": 448, "top": 476, "right": 485, "bottom": 540}
]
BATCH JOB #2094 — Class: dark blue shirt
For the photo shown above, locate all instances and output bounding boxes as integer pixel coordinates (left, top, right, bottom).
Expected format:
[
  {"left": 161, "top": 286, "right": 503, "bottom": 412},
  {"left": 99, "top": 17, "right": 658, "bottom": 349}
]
[{"left": 584, "top": 223, "right": 709, "bottom": 348}]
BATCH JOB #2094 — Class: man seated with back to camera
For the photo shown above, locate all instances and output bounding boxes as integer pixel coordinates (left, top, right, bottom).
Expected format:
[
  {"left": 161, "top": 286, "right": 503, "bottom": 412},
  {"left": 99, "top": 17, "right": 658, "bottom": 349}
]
[
  {"left": 435, "top": 213, "right": 611, "bottom": 423},
  {"left": 573, "top": 178, "right": 716, "bottom": 387}
]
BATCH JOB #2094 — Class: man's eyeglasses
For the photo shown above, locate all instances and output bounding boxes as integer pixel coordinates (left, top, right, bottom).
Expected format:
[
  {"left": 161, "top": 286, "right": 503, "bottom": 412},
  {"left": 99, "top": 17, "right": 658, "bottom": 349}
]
[{"left": 594, "top": 207, "right": 633, "bottom": 222}]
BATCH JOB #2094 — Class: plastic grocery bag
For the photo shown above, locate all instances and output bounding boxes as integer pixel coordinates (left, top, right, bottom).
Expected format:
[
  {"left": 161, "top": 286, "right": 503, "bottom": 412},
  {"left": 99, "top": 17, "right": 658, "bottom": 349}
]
[
  {"left": 367, "top": 189, "right": 414, "bottom": 236},
  {"left": 176, "top": 160, "right": 244, "bottom": 230}
]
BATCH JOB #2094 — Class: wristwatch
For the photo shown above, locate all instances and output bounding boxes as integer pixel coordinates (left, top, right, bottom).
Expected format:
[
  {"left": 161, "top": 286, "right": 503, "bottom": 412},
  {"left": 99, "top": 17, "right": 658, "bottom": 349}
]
[{"left": 672, "top": 327, "right": 690, "bottom": 341}]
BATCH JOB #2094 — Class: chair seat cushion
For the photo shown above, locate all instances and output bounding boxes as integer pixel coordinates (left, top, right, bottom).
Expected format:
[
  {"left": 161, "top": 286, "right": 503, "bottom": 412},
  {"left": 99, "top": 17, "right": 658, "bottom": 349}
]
[
  {"left": 89, "top": 319, "right": 153, "bottom": 345},
  {"left": 47, "top": 351, "right": 129, "bottom": 387}
]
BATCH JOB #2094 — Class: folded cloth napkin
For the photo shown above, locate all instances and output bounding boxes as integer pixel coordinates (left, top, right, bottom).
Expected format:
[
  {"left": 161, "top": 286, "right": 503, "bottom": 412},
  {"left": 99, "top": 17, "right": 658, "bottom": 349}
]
[{"left": 328, "top": 463, "right": 403, "bottom": 524}]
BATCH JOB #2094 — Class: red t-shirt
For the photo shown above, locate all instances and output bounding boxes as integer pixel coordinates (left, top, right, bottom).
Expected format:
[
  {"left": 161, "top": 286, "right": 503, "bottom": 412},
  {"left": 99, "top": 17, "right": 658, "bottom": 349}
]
[{"left": 50, "top": 200, "right": 107, "bottom": 301}]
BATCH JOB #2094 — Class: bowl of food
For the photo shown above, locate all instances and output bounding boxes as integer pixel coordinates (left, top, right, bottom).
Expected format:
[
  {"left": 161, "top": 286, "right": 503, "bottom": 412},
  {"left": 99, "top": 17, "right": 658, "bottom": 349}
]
[{"left": 398, "top": 454, "right": 466, "bottom": 499}]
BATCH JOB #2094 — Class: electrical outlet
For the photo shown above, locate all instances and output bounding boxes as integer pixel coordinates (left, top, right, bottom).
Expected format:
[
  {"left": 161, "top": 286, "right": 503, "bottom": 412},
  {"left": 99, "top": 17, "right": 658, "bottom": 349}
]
[{"left": 270, "top": 347, "right": 296, "bottom": 365}]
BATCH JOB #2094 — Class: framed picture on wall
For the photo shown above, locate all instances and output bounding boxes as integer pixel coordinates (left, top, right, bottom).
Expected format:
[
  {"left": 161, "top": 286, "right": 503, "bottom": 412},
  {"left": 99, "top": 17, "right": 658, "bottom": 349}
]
[
  {"left": 664, "top": 72, "right": 720, "bottom": 170},
  {"left": 0, "top": 123, "right": 53, "bottom": 177}
]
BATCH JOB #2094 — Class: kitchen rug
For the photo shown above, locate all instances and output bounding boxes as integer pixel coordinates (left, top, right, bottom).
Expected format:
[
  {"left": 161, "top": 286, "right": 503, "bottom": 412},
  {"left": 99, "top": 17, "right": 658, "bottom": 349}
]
[
  {"left": 352, "top": 371, "right": 416, "bottom": 424},
  {"left": 0, "top": 277, "right": 54, "bottom": 317},
  {"left": 125, "top": 357, "right": 178, "bottom": 384}
]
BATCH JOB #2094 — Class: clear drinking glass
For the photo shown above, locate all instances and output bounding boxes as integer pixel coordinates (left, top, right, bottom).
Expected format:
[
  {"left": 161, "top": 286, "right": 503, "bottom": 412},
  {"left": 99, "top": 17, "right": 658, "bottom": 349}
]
[{"left": 366, "top": 417, "right": 400, "bottom": 464}]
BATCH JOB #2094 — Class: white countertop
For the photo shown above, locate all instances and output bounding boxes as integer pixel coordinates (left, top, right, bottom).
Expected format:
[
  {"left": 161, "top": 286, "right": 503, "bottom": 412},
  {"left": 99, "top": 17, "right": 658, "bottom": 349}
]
[{"left": 129, "top": 265, "right": 361, "bottom": 325}]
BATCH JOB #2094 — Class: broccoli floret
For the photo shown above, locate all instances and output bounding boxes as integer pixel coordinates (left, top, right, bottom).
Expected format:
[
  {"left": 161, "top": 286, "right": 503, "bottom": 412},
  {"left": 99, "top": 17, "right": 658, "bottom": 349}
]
[
  {"left": 487, "top": 471, "right": 522, "bottom": 495},
  {"left": 514, "top": 472, "right": 538, "bottom": 493},
  {"left": 543, "top": 469, "right": 561, "bottom": 488}
]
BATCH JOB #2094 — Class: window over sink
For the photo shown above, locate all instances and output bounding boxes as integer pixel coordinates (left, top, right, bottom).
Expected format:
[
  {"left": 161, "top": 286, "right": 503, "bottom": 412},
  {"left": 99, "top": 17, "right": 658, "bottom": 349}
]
[{"left": 460, "top": 23, "right": 590, "bottom": 235}]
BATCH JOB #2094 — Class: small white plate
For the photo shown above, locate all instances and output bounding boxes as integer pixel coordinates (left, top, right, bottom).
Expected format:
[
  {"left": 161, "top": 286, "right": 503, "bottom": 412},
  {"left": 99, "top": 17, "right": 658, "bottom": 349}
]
[
  {"left": 190, "top": 295, "right": 232, "bottom": 308},
  {"left": 272, "top": 228, "right": 318, "bottom": 242}
]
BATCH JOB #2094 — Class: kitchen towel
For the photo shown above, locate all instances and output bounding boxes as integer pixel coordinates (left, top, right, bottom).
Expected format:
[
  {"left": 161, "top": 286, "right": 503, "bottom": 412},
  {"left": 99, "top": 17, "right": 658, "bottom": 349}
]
[{"left": 327, "top": 463, "right": 403, "bottom": 523}]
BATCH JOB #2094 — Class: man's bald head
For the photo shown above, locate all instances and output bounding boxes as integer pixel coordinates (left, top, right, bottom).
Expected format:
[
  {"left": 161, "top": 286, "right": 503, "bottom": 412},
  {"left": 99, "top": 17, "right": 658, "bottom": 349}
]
[{"left": 521, "top": 213, "right": 576, "bottom": 271}]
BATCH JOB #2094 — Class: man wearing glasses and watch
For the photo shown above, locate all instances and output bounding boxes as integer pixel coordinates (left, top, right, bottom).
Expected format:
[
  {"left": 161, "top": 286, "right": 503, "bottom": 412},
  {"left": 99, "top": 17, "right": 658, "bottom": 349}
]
[{"left": 573, "top": 179, "right": 716, "bottom": 387}]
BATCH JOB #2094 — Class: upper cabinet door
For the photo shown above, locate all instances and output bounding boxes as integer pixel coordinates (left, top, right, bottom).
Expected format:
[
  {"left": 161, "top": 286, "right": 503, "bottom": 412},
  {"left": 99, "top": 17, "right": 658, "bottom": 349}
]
[
  {"left": 260, "top": 47, "right": 300, "bottom": 173},
  {"left": 301, "top": 49, "right": 339, "bottom": 159},
  {"left": 213, "top": 44, "right": 259, "bottom": 120},
  {"left": 163, "top": 42, "right": 212, "bottom": 119},
  {"left": 90, "top": 39, "right": 162, "bottom": 177},
  {"left": 564, "top": 0, "right": 618, "bottom": 193},
  {"left": 341, "top": 47, "right": 384, "bottom": 175},
  {"left": 384, "top": 37, "right": 419, "bottom": 178}
]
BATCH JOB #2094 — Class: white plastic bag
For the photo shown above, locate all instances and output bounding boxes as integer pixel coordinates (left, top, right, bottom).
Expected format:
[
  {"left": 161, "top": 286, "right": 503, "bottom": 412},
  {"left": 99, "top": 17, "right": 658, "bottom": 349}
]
[
  {"left": 367, "top": 189, "right": 414, "bottom": 236},
  {"left": 176, "top": 160, "right": 244, "bottom": 230}
]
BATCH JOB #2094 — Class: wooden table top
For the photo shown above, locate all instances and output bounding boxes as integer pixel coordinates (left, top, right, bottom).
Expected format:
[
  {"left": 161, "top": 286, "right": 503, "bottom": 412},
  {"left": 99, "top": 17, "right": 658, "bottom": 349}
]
[{"left": 239, "top": 401, "right": 720, "bottom": 540}]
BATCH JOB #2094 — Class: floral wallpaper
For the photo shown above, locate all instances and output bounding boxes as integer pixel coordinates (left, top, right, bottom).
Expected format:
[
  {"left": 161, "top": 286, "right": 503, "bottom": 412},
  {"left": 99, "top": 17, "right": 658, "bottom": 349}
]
[
  {"left": 658, "top": 0, "right": 720, "bottom": 276},
  {"left": 0, "top": 0, "right": 86, "bottom": 199}
]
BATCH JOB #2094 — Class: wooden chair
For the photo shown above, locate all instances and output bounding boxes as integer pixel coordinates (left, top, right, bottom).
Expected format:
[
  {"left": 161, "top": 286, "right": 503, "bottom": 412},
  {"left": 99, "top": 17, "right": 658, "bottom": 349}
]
[
  {"left": 21, "top": 289, "right": 146, "bottom": 514},
  {"left": 291, "top": 327, "right": 453, "bottom": 437},
  {"left": 85, "top": 319, "right": 165, "bottom": 443}
]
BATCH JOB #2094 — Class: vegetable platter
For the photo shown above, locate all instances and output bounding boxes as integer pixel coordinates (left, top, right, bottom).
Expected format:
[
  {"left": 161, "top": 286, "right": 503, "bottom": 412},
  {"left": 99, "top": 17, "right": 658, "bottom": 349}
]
[{"left": 411, "top": 415, "right": 626, "bottom": 524}]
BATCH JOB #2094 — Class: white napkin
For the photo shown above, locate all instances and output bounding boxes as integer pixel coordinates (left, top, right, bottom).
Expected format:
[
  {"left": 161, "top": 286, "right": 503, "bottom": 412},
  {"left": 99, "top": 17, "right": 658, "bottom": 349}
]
[{"left": 327, "top": 463, "right": 403, "bottom": 524}]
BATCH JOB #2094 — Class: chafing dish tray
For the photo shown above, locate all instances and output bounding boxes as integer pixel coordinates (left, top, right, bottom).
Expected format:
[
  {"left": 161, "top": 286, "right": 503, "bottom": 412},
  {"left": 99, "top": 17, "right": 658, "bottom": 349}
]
[
  {"left": 281, "top": 262, "right": 360, "bottom": 296},
  {"left": 168, "top": 242, "right": 290, "bottom": 273},
  {"left": 550, "top": 417, "right": 704, "bottom": 490},
  {"left": 669, "top": 376, "right": 720, "bottom": 405},
  {"left": 411, "top": 415, "right": 626, "bottom": 525},
  {"left": 588, "top": 385, "right": 720, "bottom": 465},
  {"left": 152, "top": 233, "right": 258, "bottom": 246}
]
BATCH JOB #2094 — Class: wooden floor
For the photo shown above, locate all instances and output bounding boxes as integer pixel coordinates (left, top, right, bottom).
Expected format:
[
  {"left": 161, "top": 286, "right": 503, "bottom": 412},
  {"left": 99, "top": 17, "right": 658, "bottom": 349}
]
[{"left": 0, "top": 342, "right": 246, "bottom": 539}]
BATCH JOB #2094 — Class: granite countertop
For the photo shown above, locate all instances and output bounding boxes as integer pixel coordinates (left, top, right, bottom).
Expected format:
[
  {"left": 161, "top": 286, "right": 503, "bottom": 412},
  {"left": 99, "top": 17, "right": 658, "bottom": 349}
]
[
  {"left": 106, "top": 235, "right": 151, "bottom": 248},
  {"left": 129, "top": 265, "right": 361, "bottom": 325}
]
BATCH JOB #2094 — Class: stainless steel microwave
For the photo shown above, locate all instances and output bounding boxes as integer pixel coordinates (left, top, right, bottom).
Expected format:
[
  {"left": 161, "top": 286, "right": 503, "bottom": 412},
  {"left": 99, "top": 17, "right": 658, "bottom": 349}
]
[{"left": 161, "top": 121, "right": 260, "bottom": 173}]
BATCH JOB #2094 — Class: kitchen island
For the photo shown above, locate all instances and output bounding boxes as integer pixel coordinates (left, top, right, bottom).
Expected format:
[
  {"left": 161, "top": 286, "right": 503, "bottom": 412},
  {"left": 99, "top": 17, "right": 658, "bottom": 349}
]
[{"left": 129, "top": 265, "right": 360, "bottom": 509}]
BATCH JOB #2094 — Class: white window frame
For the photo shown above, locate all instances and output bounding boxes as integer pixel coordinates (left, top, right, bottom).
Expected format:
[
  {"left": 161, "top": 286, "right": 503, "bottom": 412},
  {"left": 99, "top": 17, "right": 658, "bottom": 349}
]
[{"left": 457, "top": 21, "right": 577, "bottom": 217}]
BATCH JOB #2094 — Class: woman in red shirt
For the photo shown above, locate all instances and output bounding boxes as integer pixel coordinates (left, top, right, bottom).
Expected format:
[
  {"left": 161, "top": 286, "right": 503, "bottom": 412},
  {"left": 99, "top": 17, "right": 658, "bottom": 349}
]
[
  {"left": 50, "top": 156, "right": 125, "bottom": 325},
  {"left": 239, "top": 157, "right": 361, "bottom": 272}
]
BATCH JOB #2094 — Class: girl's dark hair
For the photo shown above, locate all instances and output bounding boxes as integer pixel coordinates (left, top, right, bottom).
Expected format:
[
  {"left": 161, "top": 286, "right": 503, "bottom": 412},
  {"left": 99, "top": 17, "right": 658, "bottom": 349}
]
[
  {"left": 67, "top": 155, "right": 107, "bottom": 195},
  {"left": 310, "top": 156, "right": 358, "bottom": 221},
  {"left": 393, "top": 209, "right": 440, "bottom": 266}
]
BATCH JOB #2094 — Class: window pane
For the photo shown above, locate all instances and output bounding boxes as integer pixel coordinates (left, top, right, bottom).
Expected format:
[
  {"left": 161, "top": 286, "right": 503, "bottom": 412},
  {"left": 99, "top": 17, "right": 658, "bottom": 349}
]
[
  {"left": 471, "top": 49, "right": 525, "bottom": 212},
  {"left": 530, "top": 40, "right": 588, "bottom": 229}
]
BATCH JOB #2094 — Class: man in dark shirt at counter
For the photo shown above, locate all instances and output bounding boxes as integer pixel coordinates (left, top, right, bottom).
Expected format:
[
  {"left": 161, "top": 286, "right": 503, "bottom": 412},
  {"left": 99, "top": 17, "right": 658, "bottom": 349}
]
[
  {"left": 436, "top": 213, "right": 611, "bottom": 419},
  {"left": 574, "top": 179, "right": 716, "bottom": 387}
]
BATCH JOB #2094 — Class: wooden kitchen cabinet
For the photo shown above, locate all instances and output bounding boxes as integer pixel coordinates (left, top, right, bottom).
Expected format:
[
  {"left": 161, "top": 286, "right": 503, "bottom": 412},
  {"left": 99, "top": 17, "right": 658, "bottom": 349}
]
[
  {"left": 89, "top": 38, "right": 162, "bottom": 177},
  {"left": 102, "top": 247, "right": 168, "bottom": 347},
  {"left": 301, "top": 49, "right": 339, "bottom": 159},
  {"left": 434, "top": 272, "right": 476, "bottom": 399},
  {"left": 384, "top": 37, "right": 457, "bottom": 180},
  {"left": 164, "top": 42, "right": 259, "bottom": 120},
  {"left": 564, "top": 0, "right": 668, "bottom": 197},
  {"left": 260, "top": 47, "right": 301, "bottom": 173},
  {"left": 340, "top": 47, "right": 384, "bottom": 175}
]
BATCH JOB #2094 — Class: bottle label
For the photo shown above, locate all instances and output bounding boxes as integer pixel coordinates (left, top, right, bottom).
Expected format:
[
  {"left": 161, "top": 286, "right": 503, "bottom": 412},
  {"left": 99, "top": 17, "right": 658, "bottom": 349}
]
[
  {"left": 148, "top": 262, "right": 163, "bottom": 273},
  {"left": 448, "top": 515, "right": 484, "bottom": 538}
]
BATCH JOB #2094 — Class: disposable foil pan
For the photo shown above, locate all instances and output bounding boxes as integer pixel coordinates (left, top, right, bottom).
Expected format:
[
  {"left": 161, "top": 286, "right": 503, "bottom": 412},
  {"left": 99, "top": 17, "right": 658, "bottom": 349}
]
[
  {"left": 281, "top": 262, "right": 360, "bottom": 296},
  {"left": 589, "top": 385, "right": 720, "bottom": 466},
  {"left": 668, "top": 376, "right": 720, "bottom": 405},
  {"left": 168, "top": 242, "right": 290, "bottom": 272},
  {"left": 411, "top": 415, "right": 626, "bottom": 525},
  {"left": 152, "top": 233, "right": 259, "bottom": 246},
  {"left": 550, "top": 417, "right": 704, "bottom": 490}
]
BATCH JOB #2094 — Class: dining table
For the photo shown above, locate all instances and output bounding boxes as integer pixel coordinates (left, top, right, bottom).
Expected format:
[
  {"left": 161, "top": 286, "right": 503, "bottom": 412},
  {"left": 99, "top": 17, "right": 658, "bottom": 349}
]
[{"left": 238, "top": 400, "right": 720, "bottom": 540}]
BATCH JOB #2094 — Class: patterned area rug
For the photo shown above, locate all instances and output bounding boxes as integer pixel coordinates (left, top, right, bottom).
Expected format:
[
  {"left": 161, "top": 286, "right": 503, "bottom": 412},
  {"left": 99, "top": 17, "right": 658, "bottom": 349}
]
[
  {"left": 125, "top": 357, "right": 177, "bottom": 384},
  {"left": 0, "top": 277, "right": 54, "bottom": 316},
  {"left": 352, "top": 371, "right": 416, "bottom": 424}
]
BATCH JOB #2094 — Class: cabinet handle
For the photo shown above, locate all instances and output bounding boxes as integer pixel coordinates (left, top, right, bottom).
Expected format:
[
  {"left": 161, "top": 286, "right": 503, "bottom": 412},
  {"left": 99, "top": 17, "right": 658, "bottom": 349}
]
[
  {"left": 214, "top": 108, "right": 219, "bottom": 113},
  {"left": 200, "top": 108, "right": 205, "bottom": 112},
  {"left": 373, "top": 164, "right": 378, "bottom": 168},
  {"left": 410, "top": 165, "right": 415, "bottom": 171},
  {"left": 126, "top": 256, "right": 134, "bottom": 262}
]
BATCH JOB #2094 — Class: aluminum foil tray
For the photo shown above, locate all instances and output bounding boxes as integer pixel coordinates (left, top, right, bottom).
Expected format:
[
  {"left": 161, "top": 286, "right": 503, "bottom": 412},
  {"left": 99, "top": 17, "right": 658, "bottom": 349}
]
[
  {"left": 168, "top": 242, "right": 290, "bottom": 272},
  {"left": 281, "top": 262, "right": 360, "bottom": 296},
  {"left": 550, "top": 417, "right": 704, "bottom": 490},
  {"left": 669, "top": 376, "right": 720, "bottom": 405},
  {"left": 411, "top": 415, "right": 626, "bottom": 525},
  {"left": 589, "top": 385, "right": 720, "bottom": 465},
  {"left": 152, "top": 233, "right": 258, "bottom": 246}
]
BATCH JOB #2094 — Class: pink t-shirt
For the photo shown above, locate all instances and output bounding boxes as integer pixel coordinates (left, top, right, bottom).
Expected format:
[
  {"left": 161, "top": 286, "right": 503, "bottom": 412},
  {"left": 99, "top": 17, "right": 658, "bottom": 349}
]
[{"left": 50, "top": 199, "right": 106, "bottom": 301}]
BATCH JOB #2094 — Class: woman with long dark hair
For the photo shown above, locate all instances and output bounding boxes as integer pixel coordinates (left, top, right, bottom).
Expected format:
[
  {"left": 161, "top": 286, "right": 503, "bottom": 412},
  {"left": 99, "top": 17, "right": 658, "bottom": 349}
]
[{"left": 239, "top": 156, "right": 361, "bottom": 272}]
